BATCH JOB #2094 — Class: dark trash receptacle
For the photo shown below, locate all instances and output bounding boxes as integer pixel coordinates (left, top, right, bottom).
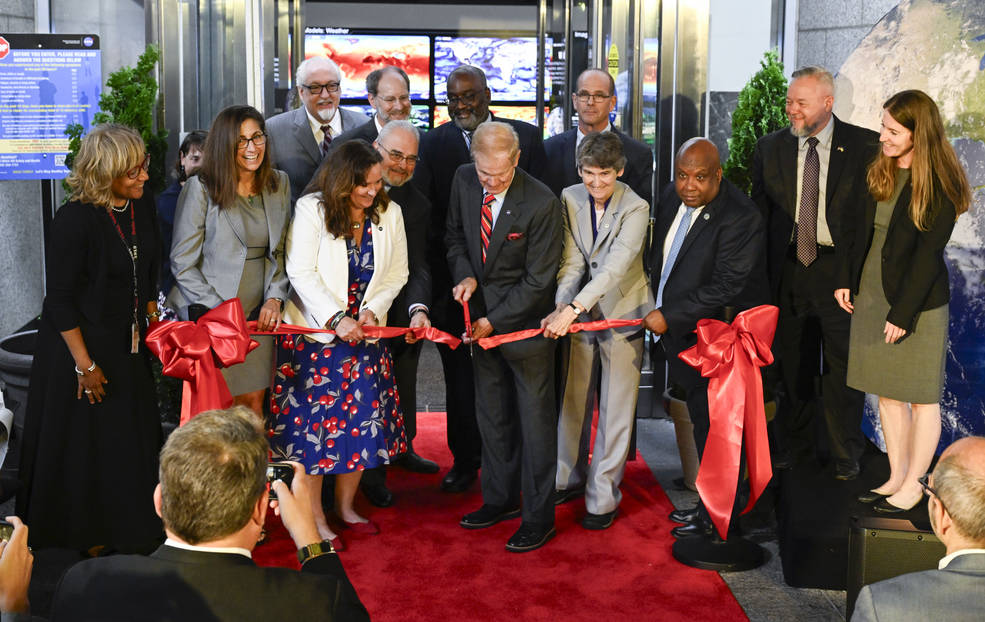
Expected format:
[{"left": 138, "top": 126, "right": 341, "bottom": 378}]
[{"left": 0, "top": 329, "right": 37, "bottom": 476}]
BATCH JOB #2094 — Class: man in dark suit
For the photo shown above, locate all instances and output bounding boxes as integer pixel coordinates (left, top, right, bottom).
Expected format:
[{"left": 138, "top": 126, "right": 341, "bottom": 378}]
[
  {"left": 852, "top": 436, "right": 985, "bottom": 622},
  {"left": 751, "top": 66, "right": 879, "bottom": 480},
  {"left": 266, "top": 56, "right": 369, "bottom": 204},
  {"left": 645, "top": 138, "right": 768, "bottom": 539},
  {"left": 447, "top": 122, "right": 561, "bottom": 552},
  {"left": 357, "top": 120, "right": 440, "bottom": 509},
  {"left": 543, "top": 68, "right": 653, "bottom": 204},
  {"left": 49, "top": 407, "right": 368, "bottom": 622},
  {"left": 330, "top": 66, "right": 412, "bottom": 150},
  {"left": 413, "top": 65, "right": 548, "bottom": 493}
]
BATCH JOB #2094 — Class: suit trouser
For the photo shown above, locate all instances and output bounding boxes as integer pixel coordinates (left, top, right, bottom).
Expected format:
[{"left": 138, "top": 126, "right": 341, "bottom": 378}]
[
  {"left": 431, "top": 296, "right": 482, "bottom": 471},
  {"left": 361, "top": 338, "right": 422, "bottom": 489},
  {"left": 775, "top": 250, "right": 865, "bottom": 467},
  {"left": 556, "top": 327, "right": 644, "bottom": 514},
  {"left": 473, "top": 342, "right": 557, "bottom": 527}
]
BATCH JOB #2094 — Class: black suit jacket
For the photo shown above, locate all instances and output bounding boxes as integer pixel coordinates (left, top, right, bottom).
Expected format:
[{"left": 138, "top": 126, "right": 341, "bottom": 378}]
[
  {"left": 445, "top": 165, "right": 561, "bottom": 359},
  {"left": 387, "top": 182, "right": 432, "bottom": 327},
  {"left": 49, "top": 544, "right": 369, "bottom": 622},
  {"left": 327, "top": 119, "right": 380, "bottom": 155},
  {"left": 413, "top": 117, "right": 548, "bottom": 312},
  {"left": 649, "top": 178, "right": 768, "bottom": 361},
  {"left": 542, "top": 127, "right": 653, "bottom": 205},
  {"left": 841, "top": 178, "right": 957, "bottom": 332},
  {"left": 751, "top": 115, "right": 879, "bottom": 296}
]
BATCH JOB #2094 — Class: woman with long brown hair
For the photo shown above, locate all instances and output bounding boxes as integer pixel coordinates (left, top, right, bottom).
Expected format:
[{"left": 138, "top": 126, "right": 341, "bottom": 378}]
[
  {"left": 273, "top": 140, "right": 408, "bottom": 549},
  {"left": 835, "top": 90, "right": 971, "bottom": 512},
  {"left": 168, "top": 106, "right": 291, "bottom": 415}
]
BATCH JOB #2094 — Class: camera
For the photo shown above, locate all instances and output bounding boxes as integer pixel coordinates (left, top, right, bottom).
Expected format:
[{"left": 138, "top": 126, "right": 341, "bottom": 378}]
[{"left": 266, "top": 462, "right": 295, "bottom": 500}]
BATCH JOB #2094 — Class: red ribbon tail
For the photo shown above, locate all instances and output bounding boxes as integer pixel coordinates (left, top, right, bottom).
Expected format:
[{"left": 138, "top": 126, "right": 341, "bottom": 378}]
[
  {"left": 742, "top": 367, "right": 773, "bottom": 514},
  {"left": 179, "top": 380, "right": 194, "bottom": 426},
  {"left": 695, "top": 372, "right": 744, "bottom": 540}
]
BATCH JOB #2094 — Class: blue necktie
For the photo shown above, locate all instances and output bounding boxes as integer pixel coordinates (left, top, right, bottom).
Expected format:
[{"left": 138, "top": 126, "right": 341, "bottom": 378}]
[{"left": 655, "top": 206, "right": 696, "bottom": 309}]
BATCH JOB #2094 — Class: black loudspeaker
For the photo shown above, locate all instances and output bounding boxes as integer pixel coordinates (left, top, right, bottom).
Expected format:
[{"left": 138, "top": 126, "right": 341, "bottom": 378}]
[{"left": 846, "top": 516, "right": 945, "bottom": 619}]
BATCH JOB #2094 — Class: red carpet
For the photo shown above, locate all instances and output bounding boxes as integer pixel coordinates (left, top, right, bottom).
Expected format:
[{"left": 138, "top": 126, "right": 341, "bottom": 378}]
[{"left": 255, "top": 412, "right": 747, "bottom": 621}]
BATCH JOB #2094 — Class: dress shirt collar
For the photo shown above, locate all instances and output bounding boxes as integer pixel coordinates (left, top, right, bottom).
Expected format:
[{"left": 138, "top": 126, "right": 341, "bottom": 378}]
[
  {"left": 165, "top": 537, "right": 252, "bottom": 559},
  {"left": 577, "top": 122, "right": 613, "bottom": 143},
  {"left": 462, "top": 114, "right": 492, "bottom": 148},
  {"left": 800, "top": 115, "right": 834, "bottom": 151},
  {"left": 306, "top": 107, "right": 342, "bottom": 142},
  {"left": 374, "top": 115, "right": 384, "bottom": 136},
  {"left": 938, "top": 548, "right": 985, "bottom": 570}
]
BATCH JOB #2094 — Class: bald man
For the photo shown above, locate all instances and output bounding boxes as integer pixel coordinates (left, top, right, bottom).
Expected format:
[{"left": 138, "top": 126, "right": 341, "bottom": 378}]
[
  {"left": 852, "top": 436, "right": 985, "bottom": 622},
  {"left": 645, "top": 138, "right": 768, "bottom": 539}
]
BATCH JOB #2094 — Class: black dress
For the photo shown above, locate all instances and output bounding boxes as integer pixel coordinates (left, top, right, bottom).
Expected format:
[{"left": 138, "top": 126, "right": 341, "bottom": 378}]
[{"left": 17, "top": 196, "right": 164, "bottom": 553}]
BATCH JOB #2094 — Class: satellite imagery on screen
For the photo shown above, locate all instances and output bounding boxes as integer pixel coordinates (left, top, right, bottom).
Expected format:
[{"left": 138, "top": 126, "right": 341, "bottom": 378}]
[
  {"left": 305, "top": 33, "right": 431, "bottom": 99},
  {"left": 433, "top": 36, "right": 551, "bottom": 101}
]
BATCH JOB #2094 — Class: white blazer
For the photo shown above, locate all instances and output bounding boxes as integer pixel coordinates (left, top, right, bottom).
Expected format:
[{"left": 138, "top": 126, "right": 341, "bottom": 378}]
[{"left": 282, "top": 191, "right": 409, "bottom": 343}]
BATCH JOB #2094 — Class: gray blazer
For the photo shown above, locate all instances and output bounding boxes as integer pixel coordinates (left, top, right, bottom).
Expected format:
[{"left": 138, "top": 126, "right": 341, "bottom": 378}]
[
  {"left": 851, "top": 552, "right": 985, "bottom": 622},
  {"left": 556, "top": 181, "right": 653, "bottom": 323},
  {"left": 265, "top": 106, "right": 370, "bottom": 204},
  {"left": 167, "top": 171, "right": 291, "bottom": 320}
]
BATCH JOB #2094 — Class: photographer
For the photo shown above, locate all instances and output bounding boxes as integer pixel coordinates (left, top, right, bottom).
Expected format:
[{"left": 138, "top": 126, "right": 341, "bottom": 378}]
[{"left": 49, "top": 406, "right": 368, "bottom": 622}]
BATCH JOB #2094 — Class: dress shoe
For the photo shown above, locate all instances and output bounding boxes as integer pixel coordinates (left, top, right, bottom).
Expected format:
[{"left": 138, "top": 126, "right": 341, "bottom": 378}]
[
  {"left": 362, "top": 483, "right": 394, "bottom": 508},
  {"left": 668, "top": 506, "right": 700, "bottom": 524},
  {"left": 505, "top": 523, "right": 556, "bottom": 552},
  {"left": 581, "top": 510, "right": 617, "bottom": 530},
  {"left": 441, "top": 465, "right": 478, "bottom": 493},
  {"left": 460, "top": 504, "right": 522, "bottom": 529},
  {"left": 395, "top": 450, "right": 439, "bottom": 474},
  {"left": 342, "top": 519, "right": 380, "bottom": 535},
  {"left": 857, "top": 490, "right": 890, "bottom": 504},
  {"left": 671, "top": 519, "right": 715, "bottom": 539},
  {"left": 874, "top": 498, "right": 918, "bottom": 514},
  {"left": 552, "top": 487, "right": 584, "bottom": 506},
  {"left": 834, "top": 461, "right": 861, "bottom": 481}
]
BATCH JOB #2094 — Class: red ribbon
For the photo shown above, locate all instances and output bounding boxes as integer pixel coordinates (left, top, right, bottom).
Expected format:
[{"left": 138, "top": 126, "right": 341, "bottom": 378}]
[
  {"left": 678, "top": 304, "right": 778, "bottom": 540},
  {"left": 145, "top": 299, "right": 259, "bottom": 426},
  {"left": 247, "top": 322, "right": 461, "bottom": 349},
  {"left": 476, "top": 318, "right": 643, "bottom": 349}
]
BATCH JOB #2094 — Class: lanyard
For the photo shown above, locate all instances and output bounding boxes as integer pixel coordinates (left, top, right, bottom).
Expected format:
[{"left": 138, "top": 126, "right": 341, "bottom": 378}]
[{"left": 108, "top": 201, "right": 141, "bottom": 352}]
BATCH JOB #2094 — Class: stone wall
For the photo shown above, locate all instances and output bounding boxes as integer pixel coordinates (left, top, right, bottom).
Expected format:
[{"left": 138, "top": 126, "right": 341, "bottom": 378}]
[
  {"left": 0, "top": 0, "right": 42, "bottom": 338},
  {"left": 795, "top": 0, "right": 899, "bottom": 72}
]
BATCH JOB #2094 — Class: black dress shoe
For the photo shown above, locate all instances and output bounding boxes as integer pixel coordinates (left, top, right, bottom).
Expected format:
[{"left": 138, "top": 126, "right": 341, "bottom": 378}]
[
  {"left": 668, "top": 506, "right": 700, "bottom": 524},
  {"left": 396, "top": 450, "right": 440, "bottom": 474},
  {"left": 857, "top": 490, "right": 889, "bottom": 504},
  {"left": 505, "top": 522, "right": 556, "bottom": 552},
  {"left": 460, "top": 504, "right": 522, "bottom": 529},
  {"left": 671, "top": 519, "right": 715, "bottom": 539},
  {"left": 362, "top": 483, "right": 394, "bottom": 508},
  {"left": 874, "top": 498, "right": 916, "bottom": 514},
  {"left": 835, "top": 462, "right": 861, "bottom": 481},
  {"left": 441, "top": 465, "right": 478, "bottom": 493},
  {"left": 582, "top": 510, "right": 617, "bottom": 530},
  {"left": 552, "top": 487, "right": 584, "bottom": 505}
]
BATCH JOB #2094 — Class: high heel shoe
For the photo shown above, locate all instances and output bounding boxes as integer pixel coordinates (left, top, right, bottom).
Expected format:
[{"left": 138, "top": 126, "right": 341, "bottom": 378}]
[
  {"left": 857, "top": 490, "right": 890, "bottom": 504},
  {"left": 342, "top": 519, "right": 380, "bottom": 535}
]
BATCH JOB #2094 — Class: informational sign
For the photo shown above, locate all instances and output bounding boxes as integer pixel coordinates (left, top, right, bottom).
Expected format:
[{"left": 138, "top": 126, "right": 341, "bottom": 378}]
[{"left": 0, "top": 33, "right": 101, "bottom": 180}]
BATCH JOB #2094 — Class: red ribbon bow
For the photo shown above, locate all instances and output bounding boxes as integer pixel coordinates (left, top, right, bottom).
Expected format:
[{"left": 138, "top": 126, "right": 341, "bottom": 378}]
[
  {"left": 678, "top": 304, "right": 778, "bottom": 539},
  {"left": 145, "top": 299, "right": 258, "bottom": 425}
]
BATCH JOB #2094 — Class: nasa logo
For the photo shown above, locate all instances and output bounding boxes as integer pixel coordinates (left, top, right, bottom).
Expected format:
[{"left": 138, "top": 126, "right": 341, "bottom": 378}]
[
  {"left": 0, "top": 37, "right": 10, "bottom": 60},
  {"left": 83, "top": 36, "right": 94, "bottom": 47}
]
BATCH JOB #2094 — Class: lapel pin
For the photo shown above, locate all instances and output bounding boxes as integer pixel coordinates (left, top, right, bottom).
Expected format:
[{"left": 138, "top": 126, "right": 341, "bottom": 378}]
[
  {"left": 837, "top": 146, "right": 844, "bottom": 152},
  {"left": 703, "top": 213, "right": 710, "bottom": 220}
]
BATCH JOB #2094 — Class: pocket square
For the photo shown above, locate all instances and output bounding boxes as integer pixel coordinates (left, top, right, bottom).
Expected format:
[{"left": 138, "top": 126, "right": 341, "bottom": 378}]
[{"left": 506, "top": 232, "right": 524, "bottom": 241}]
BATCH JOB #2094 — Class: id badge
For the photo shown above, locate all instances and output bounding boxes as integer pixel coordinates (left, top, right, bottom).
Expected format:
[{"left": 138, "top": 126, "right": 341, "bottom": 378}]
[{"left": 131, "top": 322, "right": 140, "bottom": 354}]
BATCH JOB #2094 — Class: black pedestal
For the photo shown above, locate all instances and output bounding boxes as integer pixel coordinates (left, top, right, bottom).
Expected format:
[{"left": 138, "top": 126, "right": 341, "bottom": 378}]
[{"left": 672, "top": 533, "right": 767, "bottom": 571}]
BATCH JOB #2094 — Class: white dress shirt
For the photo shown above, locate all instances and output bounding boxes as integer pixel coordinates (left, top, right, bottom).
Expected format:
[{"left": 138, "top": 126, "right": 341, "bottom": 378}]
[
  {"left": 164, "top": 537, "right": 252, "bottom": 559},
  {"left": 306, "top": 107, "right": 342, "bottom": 146}
]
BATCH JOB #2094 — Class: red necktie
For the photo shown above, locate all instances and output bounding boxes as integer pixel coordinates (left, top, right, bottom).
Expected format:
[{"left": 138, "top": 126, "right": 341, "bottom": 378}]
[
  {"left": 480, "top": 192, "right": 494, "bottom": 263},
  {"left": 320, "top": 125, "right": 332, "bottom": 156}
]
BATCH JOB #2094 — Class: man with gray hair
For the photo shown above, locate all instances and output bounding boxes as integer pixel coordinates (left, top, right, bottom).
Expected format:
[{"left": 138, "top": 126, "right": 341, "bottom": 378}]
[
  {"left": 852, "top": 436, "right": 985, "bottom": 621},
  {"left": 447, "top": 121, "right": 562, "bottom": 552},
  {"left": 266, "top": 56, "right": 369, "bottom": 204},
  {"left": 49, "top": 407, "right": 368, "bottom": 621},
  {"left": 331, "top": 65, "right": 413, "bottom": 149},
  {"left": 752, "top": 65, "right": 879, "bottom": 480}
]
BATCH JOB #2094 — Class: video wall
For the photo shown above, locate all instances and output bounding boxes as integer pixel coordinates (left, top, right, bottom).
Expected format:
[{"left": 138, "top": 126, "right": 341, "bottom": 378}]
[{"left": 304, "top": 27, "right": 551, "bottom": 129}]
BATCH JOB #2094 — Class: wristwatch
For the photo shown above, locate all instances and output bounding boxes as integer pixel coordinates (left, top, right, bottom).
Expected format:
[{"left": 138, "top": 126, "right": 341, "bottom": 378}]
[{"left": 297, "top": 539, "right": 336, "bottom": 565}]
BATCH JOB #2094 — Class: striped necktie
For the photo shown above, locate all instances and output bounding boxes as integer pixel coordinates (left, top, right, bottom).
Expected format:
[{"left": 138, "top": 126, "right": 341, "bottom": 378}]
[
  {"left": 480, "top": 192, "right": 494, "bottom": 263},
  {"left": 320, "top": 125, "right": 332, "bottom": 156}
]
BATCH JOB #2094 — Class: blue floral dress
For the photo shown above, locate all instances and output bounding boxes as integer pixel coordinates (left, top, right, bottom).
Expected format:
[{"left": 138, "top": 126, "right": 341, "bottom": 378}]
[{"left": 269, "top": 223, "right": 406, "bottom": 474}]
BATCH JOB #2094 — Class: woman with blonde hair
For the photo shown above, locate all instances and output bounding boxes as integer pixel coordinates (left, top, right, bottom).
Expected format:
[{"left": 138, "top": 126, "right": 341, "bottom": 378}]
[
  {"left": 18, "top": 123, "right": 164, "bottom": 553},
  {"left": 835, "top": 89, "right": 971, "bottom": 513},
  {"left": 169, "top": 105, "right": 291, "bottom": 415}
]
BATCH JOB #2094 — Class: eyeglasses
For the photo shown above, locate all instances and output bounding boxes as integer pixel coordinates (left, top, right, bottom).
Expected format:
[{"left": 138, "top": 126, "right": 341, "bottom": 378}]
[
  {"left": 918, "top": 473, "right": 947, "bottom": 513},
  {"left": 575, "top": 91, "right": 613, "bottom": 104},
  {"left": 126, "top": 154, "right": 151, "bottom": 179},
  {"left": 302, "top": 82, "right": 341, "bottom": 95},
  {"left": 237, "top": 133, "right": 267, "bottom": 150},
  {"left": 378, "top": 142, "right": 418, "bottom": 165},
  {"left": 447, "top": 91, "right": 480, "bottom": 106}
]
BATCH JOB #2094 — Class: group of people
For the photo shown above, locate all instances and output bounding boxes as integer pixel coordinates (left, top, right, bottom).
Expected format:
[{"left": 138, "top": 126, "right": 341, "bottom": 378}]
[{"left": 1, "top": 49, "right": 975, "bottom": 617}]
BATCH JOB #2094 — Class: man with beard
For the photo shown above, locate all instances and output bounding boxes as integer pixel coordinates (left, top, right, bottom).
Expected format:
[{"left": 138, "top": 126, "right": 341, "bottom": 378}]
[
  {"left": 852, "top": 436, "right": 985, "bottom": 622},
  {"left": 266, "top": 57, "right": 369, "bottom": 204},
  {"left": 330, "top": 66, "right": 413, "bottom": 149},
  {"left": 413, "top": 65, "right": 547, "bottom": 494},
  {"left": 752, "top": 66, "right": 879, "bottom": 480}
]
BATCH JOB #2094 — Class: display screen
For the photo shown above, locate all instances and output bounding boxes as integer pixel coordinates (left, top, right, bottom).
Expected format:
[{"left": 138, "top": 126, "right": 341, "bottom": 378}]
[
  {"left": 304, "top": 32, "right": 431, "bottom": 99},
  {"left": 433, "top": 35, "right": 550, "bottom": 102}
]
